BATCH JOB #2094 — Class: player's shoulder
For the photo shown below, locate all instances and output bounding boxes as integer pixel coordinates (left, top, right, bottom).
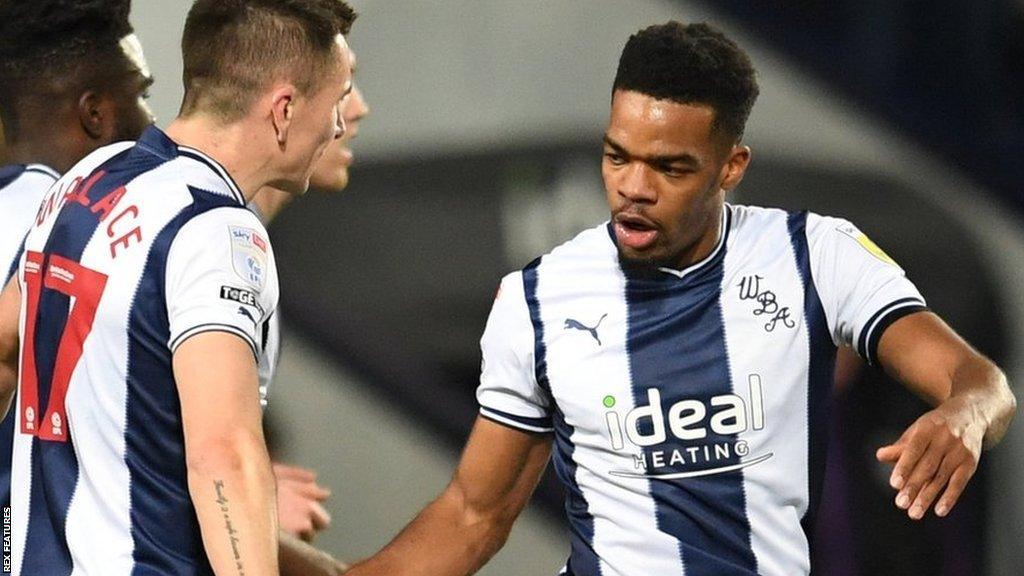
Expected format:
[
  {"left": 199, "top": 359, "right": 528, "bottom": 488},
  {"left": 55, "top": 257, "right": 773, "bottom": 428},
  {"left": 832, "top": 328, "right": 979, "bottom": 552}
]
[
  {"left": 0, "top": 165, "right": 57, "bottom": 214},
  {"left": 728, "top": 203, "right": 855, "bottom": 239},
  {"left": 173, "top": 204, "right": 269, "bottom": 252},
  {"left": 530, "top": 222, "right": 617, "bottom": 273}
]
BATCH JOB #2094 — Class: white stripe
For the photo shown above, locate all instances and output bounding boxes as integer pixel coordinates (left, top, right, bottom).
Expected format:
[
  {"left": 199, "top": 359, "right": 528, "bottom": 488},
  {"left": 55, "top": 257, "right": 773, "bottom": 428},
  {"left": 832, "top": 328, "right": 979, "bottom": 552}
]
[
  {"left": 24, "top": 163, "right": 61, "bottom": 180},
  {"left": 479, "top": 407, "right": 554, "bottom": 433},
  {"left": 721, "top": 210, "right": 811, "bottom": 575}
]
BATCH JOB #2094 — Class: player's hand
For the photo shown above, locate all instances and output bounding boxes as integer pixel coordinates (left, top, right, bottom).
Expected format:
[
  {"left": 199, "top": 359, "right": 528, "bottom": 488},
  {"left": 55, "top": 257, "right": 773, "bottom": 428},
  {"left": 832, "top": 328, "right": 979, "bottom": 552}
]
[
  {"left": 875, "top": 395, "right": 984, "bottom": 520},
  {"left": 274, "top": 463, "right": 333, "bottom": 541}
]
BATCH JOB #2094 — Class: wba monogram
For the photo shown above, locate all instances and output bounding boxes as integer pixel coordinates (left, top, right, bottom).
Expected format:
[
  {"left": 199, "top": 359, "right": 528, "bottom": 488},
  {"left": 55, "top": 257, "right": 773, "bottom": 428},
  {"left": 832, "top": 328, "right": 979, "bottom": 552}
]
[{"left": 738, "top": 275, "right": 795, "bottom": 332}]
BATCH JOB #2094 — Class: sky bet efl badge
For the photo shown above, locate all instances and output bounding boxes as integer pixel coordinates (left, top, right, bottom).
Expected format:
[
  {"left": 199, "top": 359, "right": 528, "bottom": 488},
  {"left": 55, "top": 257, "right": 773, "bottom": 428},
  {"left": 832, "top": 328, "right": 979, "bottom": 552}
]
[
  {"left": 836, "top": 223, "right": 900, "bottom": 268},
  {"left": 229, "top": 226, "right": 268, "bottom": 289}
]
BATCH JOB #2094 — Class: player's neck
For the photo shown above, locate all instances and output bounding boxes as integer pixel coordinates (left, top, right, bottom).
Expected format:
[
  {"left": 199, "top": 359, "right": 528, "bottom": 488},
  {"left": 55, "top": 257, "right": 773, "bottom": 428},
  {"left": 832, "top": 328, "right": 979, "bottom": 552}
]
[
  {"left": 165, "top": 116, "right": 267, "bottom": 204},
  {"left": 3, "top": 136, "right": 77, "bottom": 175},
  {"left": 666, "top": 204, "right": 724, "bottom": 272}
]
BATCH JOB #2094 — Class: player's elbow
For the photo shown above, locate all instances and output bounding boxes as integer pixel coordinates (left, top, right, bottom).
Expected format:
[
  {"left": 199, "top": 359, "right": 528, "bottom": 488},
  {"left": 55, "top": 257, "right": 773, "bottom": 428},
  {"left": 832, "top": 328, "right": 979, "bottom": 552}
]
[
  {"left": 441, "top": 483, "right": 519, "bottom": 559},
  {"left": 185, "top": 427, "right": 269, "bottom": 481}
]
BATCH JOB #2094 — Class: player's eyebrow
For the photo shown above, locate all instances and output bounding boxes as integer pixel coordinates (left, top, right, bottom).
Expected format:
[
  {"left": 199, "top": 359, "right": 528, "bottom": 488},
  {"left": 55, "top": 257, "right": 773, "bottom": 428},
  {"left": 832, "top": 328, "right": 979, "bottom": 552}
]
[{"left": 603, "top": 135, "right": 702, "bottom": 168}]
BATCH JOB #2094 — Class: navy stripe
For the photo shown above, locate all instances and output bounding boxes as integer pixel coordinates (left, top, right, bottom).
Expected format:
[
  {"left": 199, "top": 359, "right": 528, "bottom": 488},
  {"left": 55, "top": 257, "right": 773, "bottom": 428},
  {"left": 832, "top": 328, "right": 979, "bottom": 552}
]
[
  {"left": 124, "top": 188, "right": 242, "bottom": 575},
  {"left": 855, "top": 297, "right": 919, "bottom": 359},
  {"left": 522, "top": 260, "right": 600, "bottom": 575},
  {"left": 169, "top": 323, "right": 259, "bottom": 360},
  {"left": 22, "top": 145, "right": 169, "bottom": 575},
  {"left": 623, "top": 235, "right": 757, "bottom": 575},
  {"left": 786, "top": 211, "right": 838, "bottom": 558},
  {"left": 479, "top": 406, "right": 553, "bottom": 431},
  {"left": 863, "top": 303, "right": 928, "bottom": 366},
  {"left": 0, "top": 165, "right": 26, "bottom": 190}
]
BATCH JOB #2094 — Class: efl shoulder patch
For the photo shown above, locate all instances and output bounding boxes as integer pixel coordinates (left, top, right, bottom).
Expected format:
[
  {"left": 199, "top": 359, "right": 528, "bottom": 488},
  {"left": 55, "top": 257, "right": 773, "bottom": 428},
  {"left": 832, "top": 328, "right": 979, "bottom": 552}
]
[
  {"left": 836, "top": 224, "right": 900, "bottom": 268},
  {"left": 228, "top": 226, "right": 268, "bottom": 289}
]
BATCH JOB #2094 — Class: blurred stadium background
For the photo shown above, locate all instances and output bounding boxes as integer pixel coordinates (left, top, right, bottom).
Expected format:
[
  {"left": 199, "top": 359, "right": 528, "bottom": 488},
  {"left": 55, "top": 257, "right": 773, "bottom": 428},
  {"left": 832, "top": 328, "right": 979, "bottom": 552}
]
[{"left": 129, "top": 1, "right": 1023, "bottom": 574}]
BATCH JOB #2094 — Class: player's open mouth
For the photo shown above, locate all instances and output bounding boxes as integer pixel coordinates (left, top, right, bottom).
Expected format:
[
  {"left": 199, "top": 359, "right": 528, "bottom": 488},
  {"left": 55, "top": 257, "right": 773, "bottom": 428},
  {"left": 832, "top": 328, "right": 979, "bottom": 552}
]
[{"left": 614, "top": 214, "right": 659, "bottom": 251}]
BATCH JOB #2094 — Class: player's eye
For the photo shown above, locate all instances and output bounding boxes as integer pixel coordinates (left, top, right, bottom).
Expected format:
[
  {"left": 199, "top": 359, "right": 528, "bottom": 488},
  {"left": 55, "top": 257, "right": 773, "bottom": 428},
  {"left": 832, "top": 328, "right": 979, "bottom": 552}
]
[
  {"left": 658, "top": 164, "right": 690, "bottom": 178},
  {"left": 604, "top": 152, "right": 626, "bottom": 165}
]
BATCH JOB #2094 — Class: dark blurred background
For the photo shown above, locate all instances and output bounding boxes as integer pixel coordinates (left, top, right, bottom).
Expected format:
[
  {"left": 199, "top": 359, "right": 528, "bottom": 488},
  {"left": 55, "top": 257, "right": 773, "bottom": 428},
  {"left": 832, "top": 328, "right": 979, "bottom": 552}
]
[{"left": 135, "top": 1, "right": 1024, "bottom": 574}]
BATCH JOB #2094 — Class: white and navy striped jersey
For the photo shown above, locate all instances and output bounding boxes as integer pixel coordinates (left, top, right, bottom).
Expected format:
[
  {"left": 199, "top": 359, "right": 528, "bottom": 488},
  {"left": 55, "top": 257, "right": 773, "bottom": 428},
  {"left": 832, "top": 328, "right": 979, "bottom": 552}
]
[
  {"left": 9, "top": 126, "right": 279, "bottom": 576},
  {"left": 477, "top": 204, "right": 926, "bottom": 576},
  {"left": 0, "top": 163, "right": 59, "bottom": 569}
]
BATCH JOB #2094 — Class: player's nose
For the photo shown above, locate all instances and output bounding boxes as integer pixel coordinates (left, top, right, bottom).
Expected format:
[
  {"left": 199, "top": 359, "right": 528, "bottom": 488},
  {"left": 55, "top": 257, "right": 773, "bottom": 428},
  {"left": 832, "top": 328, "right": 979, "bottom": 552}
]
[{"left": 618, "top": 163, "right": 657, "bottom": 203}]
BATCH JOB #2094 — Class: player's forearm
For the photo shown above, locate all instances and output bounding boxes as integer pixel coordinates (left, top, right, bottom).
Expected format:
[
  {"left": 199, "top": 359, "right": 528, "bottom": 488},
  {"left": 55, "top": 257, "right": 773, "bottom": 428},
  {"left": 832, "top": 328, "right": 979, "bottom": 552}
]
[
  {"left": 188, "top": 431, "right": 279, "bottom": 576},
  {"left": 280, "top": 531, "right": 348, "bottom": 576},
  {"left": 949, "top": 356, "right": 1016, "bottom": 449},
  {"left": 346, "top": 488, "right": 513, "bottom": 576}
]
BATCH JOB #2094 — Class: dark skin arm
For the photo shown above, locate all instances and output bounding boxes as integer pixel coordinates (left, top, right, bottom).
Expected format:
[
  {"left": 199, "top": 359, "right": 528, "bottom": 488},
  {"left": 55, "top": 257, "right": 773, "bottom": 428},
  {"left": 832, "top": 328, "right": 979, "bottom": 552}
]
[
  {"left": 875, "top": 311, "right": 1016, "bottom": 520},
  {"left": 345, "top": 417, "right": 552, "bottom": 575}
]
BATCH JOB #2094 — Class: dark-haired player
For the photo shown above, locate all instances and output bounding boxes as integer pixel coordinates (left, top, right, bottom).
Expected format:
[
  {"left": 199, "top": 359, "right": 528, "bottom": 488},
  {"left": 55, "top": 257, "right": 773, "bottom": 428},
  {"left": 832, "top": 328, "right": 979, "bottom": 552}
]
[
  {"left": 346, "top": 22, "right": 1016, "bottom": 575},
  {"left": 0, "top": 1, "right": 356, "bottom": 574}
]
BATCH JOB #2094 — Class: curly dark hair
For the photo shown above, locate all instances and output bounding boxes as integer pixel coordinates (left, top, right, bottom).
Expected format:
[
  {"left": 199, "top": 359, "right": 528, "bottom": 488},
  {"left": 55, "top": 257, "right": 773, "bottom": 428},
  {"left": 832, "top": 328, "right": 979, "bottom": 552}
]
[
  {"left": 0, "top": 0, "right": 136, "bottom": 138},
  {"left": 613, "top": 21, "right": 760, "bottom": 143},
  {"left": 180, "top": 0, "right": 357, "bottom": 121}
]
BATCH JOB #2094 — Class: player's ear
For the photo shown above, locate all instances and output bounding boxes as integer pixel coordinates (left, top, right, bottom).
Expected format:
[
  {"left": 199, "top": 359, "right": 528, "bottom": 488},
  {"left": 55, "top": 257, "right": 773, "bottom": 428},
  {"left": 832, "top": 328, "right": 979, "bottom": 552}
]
[
  {"left": 77, "top": 91, "right": 115, "bottom": 141},
  {"left": 719, "top": 145, "right": 751, "bottom": 192},
  {"left": 269, "top": 84, "right": 298, "bottom": 149}
]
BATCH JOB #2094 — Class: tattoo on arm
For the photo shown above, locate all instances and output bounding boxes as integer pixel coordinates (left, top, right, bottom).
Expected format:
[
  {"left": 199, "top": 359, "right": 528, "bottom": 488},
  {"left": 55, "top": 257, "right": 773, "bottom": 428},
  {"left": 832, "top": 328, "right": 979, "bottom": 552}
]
[{"left": 214, "top": 480, "right": 245, "bottom": 575}]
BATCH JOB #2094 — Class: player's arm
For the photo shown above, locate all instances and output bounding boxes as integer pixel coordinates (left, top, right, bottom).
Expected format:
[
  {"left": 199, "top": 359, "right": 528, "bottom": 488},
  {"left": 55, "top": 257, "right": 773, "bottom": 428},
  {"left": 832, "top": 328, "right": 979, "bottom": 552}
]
[
  {"left": 875, "top": 311, "right": 1016, "bottom": 519},
  {"left": 0, "top": 275, "right": 19, "bottom": 418},
  {"left": 175, "top": 332, "right": 279, "bottom": 575},
  {"left": 280, "top": 531, "right": 348, "bottom": 576},
  {"left": 345, "top": 417, "right": 552, "bottom": 575}
]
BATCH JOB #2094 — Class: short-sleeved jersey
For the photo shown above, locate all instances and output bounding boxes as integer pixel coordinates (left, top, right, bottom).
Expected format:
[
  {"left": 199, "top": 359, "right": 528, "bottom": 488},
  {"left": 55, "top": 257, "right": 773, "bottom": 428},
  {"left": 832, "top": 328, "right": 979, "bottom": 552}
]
[
  {"left": 9, "top": 126, "right": 279, "bottom": 576},
  {"left": 477, "top": 204, "right": 926, "bottom": 576}
]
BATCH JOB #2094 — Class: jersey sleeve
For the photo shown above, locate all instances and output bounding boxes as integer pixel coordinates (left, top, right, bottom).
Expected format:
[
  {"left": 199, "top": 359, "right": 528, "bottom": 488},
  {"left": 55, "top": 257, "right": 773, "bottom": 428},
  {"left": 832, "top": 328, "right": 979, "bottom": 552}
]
[
  {"left": 476, "top": 272, "right": 555, "bottom": 434},
  {"left": 165, "top": 207, "right": 278, "bottom": 361},
  {"left": 806, "top": 213, "right": 927, "bottom": 365}
]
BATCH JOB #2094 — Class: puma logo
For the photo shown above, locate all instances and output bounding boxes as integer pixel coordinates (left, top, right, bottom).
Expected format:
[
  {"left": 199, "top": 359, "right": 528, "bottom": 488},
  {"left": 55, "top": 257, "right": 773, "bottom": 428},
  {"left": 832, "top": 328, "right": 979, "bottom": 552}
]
[
  {"left": 564, "top": 313, "right": 608, "bottom": 346},
  {"left": 237, "top": 306, "right": 257, "bottom": 326}
]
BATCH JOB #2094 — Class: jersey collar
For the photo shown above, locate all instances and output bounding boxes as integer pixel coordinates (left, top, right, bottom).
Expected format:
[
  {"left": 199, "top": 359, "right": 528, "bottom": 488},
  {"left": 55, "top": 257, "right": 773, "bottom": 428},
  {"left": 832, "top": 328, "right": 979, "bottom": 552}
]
[
  {"left": 607, "top": 203, "right": 732, "bottom": 283},
  {"left": 138, "top": 125, "right": 246, "bottom": 206},
  {"left": 656, "top": 204, "right": 732, "bottom": 280}
]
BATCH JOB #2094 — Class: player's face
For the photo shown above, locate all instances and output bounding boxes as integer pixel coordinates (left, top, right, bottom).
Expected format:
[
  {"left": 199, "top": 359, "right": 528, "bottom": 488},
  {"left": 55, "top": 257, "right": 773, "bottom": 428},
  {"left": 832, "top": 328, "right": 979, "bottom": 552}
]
[
  {"left": 603, "top": 90, "right": 749, "bottom": 269},
  {"left": 308, "top": 50, "right": 369, "bottom": 193},
  {"left": 279, "top": 34, "right": 353, "bottom": 195},
  {"left": 110, "top": 34, "right": 155, "bottom": 142}
]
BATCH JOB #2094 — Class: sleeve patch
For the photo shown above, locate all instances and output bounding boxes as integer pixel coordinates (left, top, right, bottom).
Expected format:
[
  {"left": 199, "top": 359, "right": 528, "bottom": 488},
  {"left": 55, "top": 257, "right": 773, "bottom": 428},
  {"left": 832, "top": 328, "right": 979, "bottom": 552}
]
[
  {"left": 836, "top": 224, "right": 899, "bottom": 268},
  {"left": 220, "top": 285, "right": 264, "bottom": 315},
  {"left": 229, "top": 226, "right": 268, "bottom": 289}
]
